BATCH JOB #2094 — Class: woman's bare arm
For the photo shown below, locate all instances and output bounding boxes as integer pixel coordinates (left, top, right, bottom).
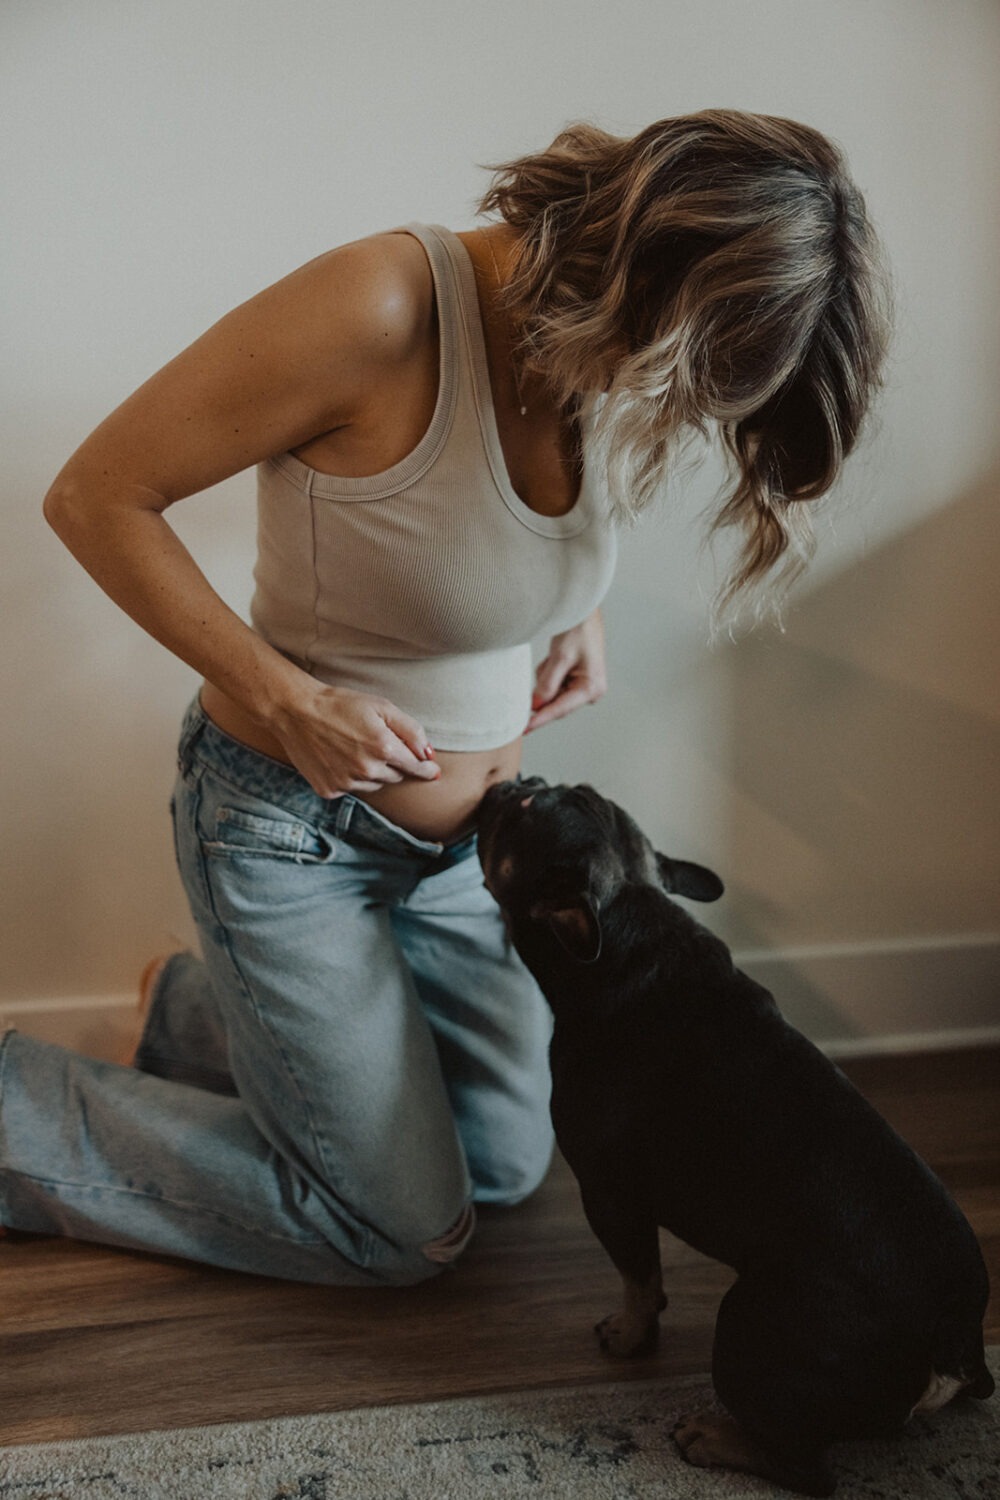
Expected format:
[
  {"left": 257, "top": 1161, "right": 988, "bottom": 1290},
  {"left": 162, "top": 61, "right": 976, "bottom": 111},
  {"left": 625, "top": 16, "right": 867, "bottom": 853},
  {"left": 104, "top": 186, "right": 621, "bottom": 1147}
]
[{"left": 43, "top": 236, "right": 441, "bottom": 796}]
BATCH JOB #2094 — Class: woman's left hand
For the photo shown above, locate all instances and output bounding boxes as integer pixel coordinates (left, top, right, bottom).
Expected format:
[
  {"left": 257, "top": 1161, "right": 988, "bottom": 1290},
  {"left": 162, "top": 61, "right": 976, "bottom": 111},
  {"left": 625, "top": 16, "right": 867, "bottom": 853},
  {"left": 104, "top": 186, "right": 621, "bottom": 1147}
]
[{"left": 526, "top": 608, "right": 608, "bottom": 733}]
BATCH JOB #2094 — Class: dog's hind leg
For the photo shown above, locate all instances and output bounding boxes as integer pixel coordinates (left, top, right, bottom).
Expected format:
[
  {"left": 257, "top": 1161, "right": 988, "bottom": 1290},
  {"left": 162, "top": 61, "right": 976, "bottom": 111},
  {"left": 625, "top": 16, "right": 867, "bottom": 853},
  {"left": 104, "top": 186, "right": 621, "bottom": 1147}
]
[
  {"left": 697, "top": 1277, "right": 839, "bottom": 1497},
  {"left": 579, "top": 1184, "right": 666, "bottom": 1357},
  {"left": 672, "top": 1412, "right": 835, "bottom": 1498}
]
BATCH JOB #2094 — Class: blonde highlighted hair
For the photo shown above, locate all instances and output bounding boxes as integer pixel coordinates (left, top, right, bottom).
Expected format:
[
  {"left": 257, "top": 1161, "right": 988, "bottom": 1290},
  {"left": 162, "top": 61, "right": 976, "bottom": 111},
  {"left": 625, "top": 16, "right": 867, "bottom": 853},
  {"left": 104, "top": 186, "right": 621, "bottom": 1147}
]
[{"left": 478, "top": 110, "right": 891, "bottom": 612}]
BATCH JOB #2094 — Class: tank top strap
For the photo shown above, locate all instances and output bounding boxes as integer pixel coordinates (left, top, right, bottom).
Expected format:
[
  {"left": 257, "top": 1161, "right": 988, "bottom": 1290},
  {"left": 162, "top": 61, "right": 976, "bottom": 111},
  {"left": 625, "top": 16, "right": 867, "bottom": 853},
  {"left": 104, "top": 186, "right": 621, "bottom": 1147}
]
[{"left": 395, "top": 222, "right": 484, "bottom": 457}]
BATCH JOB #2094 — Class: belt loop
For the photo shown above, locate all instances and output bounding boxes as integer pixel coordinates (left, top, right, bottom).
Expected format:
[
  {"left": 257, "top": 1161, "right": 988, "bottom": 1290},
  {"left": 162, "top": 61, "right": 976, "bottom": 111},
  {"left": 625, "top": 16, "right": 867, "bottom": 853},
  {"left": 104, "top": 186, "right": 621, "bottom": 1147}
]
[
  {"left": 335, "top": 797, "right": 355, "bottom": 839},
  {"left": 177, "top": 703, "right": 207, "bottom": 777}
]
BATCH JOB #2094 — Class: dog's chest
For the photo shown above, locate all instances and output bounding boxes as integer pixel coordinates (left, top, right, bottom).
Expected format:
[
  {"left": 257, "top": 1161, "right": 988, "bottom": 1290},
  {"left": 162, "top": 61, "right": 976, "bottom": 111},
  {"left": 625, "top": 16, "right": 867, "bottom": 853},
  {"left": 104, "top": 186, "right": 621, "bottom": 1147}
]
[{"left": 548, "top": 1026, "right": 662, "bottom": 1166}]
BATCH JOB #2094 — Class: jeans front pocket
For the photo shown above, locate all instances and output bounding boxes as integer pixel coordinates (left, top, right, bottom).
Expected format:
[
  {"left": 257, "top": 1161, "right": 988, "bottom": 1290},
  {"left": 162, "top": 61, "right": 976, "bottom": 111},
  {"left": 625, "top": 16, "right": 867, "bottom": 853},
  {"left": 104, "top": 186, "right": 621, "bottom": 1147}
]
[{"left": 205, "top": 806, "right": 338, "bottom": 865}]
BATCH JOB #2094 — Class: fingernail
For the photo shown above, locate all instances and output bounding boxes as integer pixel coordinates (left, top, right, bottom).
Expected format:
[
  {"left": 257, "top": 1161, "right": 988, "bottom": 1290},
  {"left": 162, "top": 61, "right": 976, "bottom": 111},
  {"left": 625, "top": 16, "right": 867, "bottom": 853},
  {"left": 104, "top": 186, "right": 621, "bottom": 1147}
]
[{"left": 425, "top": 744, "right": 435, "bottom": 759}]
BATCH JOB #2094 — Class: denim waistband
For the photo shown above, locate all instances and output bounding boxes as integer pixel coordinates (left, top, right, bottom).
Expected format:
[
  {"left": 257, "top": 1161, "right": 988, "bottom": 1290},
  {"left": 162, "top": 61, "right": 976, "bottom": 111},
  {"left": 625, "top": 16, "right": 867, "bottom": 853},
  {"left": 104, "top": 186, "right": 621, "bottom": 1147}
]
[{"left": 177, "top": 696, "right": 473, "bottom": 859}]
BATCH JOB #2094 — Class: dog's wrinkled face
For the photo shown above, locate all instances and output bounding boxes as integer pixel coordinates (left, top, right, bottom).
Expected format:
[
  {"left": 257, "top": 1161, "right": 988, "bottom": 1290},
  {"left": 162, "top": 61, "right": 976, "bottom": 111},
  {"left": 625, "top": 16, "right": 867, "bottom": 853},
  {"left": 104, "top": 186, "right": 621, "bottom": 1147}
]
[{"left": 478, "top": 778, "right": 723, "bottom": 963}]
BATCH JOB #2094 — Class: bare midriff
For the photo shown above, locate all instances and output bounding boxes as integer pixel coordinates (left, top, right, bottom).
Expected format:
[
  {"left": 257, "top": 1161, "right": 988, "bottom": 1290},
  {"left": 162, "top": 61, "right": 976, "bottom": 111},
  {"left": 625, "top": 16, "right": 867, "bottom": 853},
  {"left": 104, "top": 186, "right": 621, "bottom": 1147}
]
[{"left": 199, "top": 681, "right": 523, "bottom": 844}]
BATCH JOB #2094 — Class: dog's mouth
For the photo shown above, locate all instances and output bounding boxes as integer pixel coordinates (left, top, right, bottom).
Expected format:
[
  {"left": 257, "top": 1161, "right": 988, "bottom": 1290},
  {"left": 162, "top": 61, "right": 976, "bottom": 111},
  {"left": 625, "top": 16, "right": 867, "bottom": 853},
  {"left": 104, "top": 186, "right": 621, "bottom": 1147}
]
[{"left": 476, "top": 811, "right": 508, "bottom": 899}]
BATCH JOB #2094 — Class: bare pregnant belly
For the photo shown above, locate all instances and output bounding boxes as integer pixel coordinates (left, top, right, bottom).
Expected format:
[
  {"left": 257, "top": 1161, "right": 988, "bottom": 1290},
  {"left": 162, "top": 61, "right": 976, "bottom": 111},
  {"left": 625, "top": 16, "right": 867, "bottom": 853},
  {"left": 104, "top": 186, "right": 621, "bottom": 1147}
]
[{"left": 199, "top": 683, "right": 523, "bottom": 843}]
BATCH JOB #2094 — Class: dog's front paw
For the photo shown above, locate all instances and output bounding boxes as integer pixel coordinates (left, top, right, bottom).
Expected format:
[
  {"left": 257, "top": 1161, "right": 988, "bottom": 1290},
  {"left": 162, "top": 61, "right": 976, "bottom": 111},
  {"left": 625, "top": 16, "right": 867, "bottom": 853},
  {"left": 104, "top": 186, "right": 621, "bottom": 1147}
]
[
  {"left": 595, "top": 1309, "right": 660, "bottom": 1358},
  {"left": 673, "top": 1411, "right": 743, "bottom": 1469}
]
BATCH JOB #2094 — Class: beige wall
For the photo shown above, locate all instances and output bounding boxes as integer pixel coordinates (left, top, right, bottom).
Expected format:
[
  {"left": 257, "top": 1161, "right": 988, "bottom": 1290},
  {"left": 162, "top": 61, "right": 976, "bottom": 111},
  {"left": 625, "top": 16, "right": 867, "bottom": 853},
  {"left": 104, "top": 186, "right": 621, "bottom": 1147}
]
[{"left": 2, "top": 0, "right": 998, "bottom": 1047}]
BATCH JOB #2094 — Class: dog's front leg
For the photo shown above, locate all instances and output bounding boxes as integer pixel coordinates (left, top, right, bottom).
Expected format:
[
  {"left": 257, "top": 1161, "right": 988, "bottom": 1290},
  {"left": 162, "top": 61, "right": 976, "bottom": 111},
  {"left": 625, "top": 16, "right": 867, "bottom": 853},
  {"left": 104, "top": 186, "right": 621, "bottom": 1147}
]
[{"left": 580, "top": 1185, "right": 666, "bottom": 1357}]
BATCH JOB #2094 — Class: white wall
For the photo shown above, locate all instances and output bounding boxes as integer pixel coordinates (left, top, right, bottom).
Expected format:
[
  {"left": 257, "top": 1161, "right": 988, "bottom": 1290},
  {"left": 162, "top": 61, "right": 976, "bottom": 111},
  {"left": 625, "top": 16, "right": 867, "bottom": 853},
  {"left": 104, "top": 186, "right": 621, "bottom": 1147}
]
[{"left": 2, "top": 0, "right": 998, "bottom": 1050}]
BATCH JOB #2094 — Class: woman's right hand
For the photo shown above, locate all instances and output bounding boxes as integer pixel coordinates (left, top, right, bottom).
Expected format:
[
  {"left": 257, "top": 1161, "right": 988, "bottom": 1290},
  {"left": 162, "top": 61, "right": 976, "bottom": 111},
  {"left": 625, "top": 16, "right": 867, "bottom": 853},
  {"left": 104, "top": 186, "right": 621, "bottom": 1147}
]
[{"left": 270, "top": 681, "right": 440, "bottom": 799}]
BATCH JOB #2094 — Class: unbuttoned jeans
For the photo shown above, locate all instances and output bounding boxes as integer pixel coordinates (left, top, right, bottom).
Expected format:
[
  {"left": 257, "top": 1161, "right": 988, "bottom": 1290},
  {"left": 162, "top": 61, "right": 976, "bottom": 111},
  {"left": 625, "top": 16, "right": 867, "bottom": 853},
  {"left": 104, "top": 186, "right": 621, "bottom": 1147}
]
[{"left": 0, "top": 697, "right": 554, "bottom": 1284}]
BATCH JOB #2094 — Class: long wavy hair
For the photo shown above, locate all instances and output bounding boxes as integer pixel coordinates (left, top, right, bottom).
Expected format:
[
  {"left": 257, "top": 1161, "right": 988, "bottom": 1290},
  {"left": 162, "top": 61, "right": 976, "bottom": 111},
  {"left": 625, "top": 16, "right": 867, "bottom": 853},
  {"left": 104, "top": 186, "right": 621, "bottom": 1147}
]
[{"left": 478, "top": 110, "right": 892, "bottom": 614}]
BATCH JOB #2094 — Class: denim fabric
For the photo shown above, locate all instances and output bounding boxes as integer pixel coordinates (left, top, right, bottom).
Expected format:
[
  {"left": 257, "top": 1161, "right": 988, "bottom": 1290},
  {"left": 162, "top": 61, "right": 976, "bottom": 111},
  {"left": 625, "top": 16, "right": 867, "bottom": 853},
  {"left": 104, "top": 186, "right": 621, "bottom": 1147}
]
[{"left": 0, "top": 697, "right": 553, "bottom": 1284}]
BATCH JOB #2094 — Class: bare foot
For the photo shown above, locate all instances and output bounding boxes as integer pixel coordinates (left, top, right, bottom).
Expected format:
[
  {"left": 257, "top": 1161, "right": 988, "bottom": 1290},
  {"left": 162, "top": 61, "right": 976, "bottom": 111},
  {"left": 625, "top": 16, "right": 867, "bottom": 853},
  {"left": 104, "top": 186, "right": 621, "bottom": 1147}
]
[{"left": 117, "top": 953, "right": 174, "bottom": 1067}]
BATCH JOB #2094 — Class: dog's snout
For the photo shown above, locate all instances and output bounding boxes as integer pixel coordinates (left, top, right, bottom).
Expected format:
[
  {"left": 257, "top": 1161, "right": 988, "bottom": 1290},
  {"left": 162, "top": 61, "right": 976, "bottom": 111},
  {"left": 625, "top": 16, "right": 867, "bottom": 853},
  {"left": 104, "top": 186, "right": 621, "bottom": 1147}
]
[{"left": 481, "top": 776, "right": 546, "bottom": 815}]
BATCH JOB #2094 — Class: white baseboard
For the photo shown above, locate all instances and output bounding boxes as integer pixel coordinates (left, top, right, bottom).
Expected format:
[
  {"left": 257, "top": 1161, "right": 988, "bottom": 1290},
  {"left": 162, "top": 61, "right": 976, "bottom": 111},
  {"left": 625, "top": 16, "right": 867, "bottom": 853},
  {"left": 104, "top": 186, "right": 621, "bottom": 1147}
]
[
  {"left": 2, "top": 994, "right": 138, "bottom": 1062},
  {"left": 4, "top": 934, "right": 999, "bottom": 1063},
  {"left": 735, "top": 932, "right": 1000, "bottom": 1053}
]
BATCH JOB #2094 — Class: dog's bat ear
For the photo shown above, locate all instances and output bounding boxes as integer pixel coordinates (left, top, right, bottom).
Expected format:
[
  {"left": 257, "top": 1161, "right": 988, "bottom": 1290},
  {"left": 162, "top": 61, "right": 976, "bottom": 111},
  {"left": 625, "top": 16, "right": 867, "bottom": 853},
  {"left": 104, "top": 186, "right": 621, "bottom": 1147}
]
[
  {"left": 529, "top": 896, "right": 603, "bottom": 963},
  {"left": 655, "top": 854, "right": 724, "bottom": 902}
]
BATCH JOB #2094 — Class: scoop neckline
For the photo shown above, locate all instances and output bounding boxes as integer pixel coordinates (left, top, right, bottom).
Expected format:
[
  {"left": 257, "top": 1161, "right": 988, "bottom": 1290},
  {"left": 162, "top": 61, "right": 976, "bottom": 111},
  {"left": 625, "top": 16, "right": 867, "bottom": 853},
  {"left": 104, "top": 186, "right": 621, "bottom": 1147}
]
[{"left": 428, "top": 223, "right": 595, "bottom": 540}]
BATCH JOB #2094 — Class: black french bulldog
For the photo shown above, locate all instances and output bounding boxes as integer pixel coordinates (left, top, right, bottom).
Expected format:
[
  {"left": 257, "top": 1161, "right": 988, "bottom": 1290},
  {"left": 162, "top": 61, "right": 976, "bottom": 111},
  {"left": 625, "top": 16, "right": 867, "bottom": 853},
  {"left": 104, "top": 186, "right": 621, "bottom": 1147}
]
[{"left": 477, "top": 777, "right": 993, "bottom": 1497}]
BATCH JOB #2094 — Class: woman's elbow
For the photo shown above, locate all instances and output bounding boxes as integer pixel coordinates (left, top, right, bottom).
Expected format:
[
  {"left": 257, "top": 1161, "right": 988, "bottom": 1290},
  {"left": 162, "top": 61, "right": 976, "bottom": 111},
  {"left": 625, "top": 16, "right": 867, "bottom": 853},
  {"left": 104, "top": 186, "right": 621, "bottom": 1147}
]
[
  {"left": 43, "top": 477, "right": 86, "bottom": 537},
  {"left": 43, "top": 474, "right": 132, "bottom": 543}
]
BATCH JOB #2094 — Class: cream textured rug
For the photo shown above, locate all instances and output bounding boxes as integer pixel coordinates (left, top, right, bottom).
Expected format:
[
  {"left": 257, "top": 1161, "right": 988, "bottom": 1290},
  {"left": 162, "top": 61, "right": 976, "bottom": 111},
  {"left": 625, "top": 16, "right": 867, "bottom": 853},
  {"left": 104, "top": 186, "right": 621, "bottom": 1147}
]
[{"left": 1, "top": 1352, "right": 997, "bottom": 1499}]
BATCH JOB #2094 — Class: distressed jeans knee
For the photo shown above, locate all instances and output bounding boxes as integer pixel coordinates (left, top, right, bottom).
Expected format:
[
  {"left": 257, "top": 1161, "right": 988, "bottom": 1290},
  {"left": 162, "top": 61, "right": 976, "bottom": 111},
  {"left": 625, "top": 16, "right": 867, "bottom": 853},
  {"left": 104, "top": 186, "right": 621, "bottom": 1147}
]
[{"left": 353, "top": 1201, "right": 476, "bottom": 1287}]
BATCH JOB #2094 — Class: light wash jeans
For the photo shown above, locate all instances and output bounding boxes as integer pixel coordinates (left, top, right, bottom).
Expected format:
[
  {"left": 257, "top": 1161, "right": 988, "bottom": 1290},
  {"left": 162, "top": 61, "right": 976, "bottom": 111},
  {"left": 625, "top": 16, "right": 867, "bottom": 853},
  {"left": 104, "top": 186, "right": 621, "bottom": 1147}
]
[{"left": 0, "top": 697, "right": 553, "bottom": 1284}]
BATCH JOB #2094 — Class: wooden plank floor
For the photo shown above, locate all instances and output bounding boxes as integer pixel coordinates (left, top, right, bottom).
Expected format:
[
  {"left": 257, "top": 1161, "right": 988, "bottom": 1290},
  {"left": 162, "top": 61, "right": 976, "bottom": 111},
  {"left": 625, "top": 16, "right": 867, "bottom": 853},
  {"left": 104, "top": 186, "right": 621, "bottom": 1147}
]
[{"left": 2, "top": 1046, "right": 997, "bottom": 1448}]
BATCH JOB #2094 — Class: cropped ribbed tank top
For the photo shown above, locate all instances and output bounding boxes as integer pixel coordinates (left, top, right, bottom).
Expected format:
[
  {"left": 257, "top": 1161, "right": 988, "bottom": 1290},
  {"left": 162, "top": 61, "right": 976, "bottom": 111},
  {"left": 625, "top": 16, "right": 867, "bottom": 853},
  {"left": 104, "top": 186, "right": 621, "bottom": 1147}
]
[{"left": 251, "top": 223, "right": 618, "bottom": 751}]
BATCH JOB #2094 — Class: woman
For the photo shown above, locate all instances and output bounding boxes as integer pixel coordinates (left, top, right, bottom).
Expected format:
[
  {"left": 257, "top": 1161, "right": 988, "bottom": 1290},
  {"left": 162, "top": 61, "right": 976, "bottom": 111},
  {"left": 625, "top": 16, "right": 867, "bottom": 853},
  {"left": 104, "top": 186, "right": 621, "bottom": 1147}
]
[{"left": 3, "top": 111, "right": 888, "bottom": 1284}]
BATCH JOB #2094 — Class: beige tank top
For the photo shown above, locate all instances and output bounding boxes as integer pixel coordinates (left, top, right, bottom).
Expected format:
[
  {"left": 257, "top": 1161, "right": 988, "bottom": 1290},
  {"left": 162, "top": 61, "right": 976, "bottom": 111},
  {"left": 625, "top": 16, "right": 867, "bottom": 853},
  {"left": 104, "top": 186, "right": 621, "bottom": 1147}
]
[{"left": 250, "top": 223, "right": 618, "bottom": 750}]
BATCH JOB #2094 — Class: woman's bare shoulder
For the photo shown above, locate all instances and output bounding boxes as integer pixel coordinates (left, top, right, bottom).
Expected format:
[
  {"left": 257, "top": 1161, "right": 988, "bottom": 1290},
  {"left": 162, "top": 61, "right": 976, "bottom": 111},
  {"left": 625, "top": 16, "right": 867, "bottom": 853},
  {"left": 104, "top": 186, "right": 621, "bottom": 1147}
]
[
  {"left": 46, "top": 229, "right": 439, "bottom": 507},
  {"left": 281, "top": 228, "right": 435, "bottom": 365}
]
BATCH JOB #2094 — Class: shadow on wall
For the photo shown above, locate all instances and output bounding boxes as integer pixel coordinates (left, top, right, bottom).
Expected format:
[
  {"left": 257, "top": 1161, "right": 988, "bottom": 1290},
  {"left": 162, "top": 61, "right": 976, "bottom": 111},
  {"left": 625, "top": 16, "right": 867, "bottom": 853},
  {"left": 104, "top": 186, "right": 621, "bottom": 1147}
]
[{"left": 711, "top": 469, "right": 1000, "bottom": 1042}]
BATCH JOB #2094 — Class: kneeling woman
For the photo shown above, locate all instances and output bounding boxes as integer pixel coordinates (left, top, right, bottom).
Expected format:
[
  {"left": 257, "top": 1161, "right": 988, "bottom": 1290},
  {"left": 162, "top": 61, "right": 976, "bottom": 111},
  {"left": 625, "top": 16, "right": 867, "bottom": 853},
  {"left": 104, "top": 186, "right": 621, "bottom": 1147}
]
[{"left": 4, "top": 110, "right": 889, "bottom": 1284}]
